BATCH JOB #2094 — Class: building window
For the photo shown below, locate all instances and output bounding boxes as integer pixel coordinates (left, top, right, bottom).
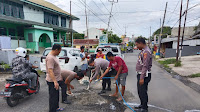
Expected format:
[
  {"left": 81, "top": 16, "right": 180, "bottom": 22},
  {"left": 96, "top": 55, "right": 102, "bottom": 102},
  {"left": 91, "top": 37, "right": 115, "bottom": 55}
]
[
  {"left": 18, "top": 5, "right": 24, "bottom": 19},
  {"left": 44, "top": 12, "right": 59, "bottom": 26},
  {"left": 28, "top": 33, "right": 33, "bottom": 42},
  {"left": 0, "top": 27, "right": 7, "bottom": 36},
  {"left": 8, "top": 28, "right": 15, "bottom": 36},
  {"left": 0, "top": 0, "right": 24, "bottom": 19},
  {"left": 4, "top": 1, "right": 10, "bottom": 16},
  {"left": 17, "top": 26, "right": 24, "bottom": 40},
  {"left": 0, "top": 2, "right": 3, "bottom": 15},
  {"left": 61, "top": 17, "right": 66, "bottom": 27},
  {"left": 54, "top": 33, "right": 58, "bottom": 42}
]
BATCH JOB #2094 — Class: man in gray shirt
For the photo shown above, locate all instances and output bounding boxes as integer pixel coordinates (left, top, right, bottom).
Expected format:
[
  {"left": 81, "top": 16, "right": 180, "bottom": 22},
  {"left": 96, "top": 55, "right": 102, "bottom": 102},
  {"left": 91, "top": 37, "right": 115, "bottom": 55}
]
[{"left": 88, "top": 58, "right": 112, "bottom": 94}]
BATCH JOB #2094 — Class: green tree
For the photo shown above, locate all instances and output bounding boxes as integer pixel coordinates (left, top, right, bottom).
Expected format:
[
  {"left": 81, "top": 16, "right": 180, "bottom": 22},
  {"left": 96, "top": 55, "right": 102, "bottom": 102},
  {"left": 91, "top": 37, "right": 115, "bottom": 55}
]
[
  {"left": 137, "top": 35, "right": 148, "bottom": 40},
  {"left": 153, "top": 26, "right": 172, "bottom": 39},
  {"left": 108, "top": 34, "right": 122, "bottom": 43},
  {"left": 73, "top": 33, "right": 84, "bottom": 39},
  {"left": 102, "top": 29, "right": 122, "bottom": 43},
  {"left": 128, "top": 42, "right": 134, "bottom": 47}
]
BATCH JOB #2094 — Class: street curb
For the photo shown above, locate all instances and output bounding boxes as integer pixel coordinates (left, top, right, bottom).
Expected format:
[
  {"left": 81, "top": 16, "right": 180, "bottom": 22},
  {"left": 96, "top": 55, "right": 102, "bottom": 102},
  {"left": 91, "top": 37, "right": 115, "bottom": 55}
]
[{"left": 153, "top": 59, "right": 200, "bottom": 93}]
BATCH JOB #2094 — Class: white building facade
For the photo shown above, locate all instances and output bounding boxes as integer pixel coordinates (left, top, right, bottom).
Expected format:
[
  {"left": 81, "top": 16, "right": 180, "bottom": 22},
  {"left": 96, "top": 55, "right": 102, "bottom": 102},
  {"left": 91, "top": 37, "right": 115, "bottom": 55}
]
[{"left": 84, "top": 28, "right": 103, "bottom": 39}]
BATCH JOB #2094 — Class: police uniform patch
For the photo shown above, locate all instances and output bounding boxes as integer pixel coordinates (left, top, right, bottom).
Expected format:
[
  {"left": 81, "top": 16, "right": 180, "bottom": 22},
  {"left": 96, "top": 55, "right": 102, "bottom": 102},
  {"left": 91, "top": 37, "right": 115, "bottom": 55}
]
[{"left": 143, "top": 53, "right": 147, "bottom": 59}]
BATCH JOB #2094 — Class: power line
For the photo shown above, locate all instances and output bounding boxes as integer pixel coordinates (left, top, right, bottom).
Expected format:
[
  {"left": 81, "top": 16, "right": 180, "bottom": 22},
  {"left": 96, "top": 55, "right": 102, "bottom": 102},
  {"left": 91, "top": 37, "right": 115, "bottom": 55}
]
[
  {"left": 187, "top": 16, "right": 200, "bottom": 23},
  {"left": 166, "top": 0, "right": 180, "bottom": 24},
  {"left": 171, "top": 3, "right": 200, "bottom": 28},
  {"left": 100, "top": 0, "right": 122, "bottom": 33},
  {"left": 77, "top": 0, "right": 120, "bottom": 35},
  {"left": 100, "top": 0, "right": 110, "bottom": 12},
  {"left": 91, "top": 0, "right": 105, "bottom": 16},
  {"left": 78, "top": 0, "right": 108, "bottom": 25}
]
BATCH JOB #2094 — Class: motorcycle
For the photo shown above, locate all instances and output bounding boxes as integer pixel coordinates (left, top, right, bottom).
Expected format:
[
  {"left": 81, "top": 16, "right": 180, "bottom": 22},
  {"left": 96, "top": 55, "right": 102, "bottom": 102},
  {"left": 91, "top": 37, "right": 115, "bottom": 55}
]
[{"left": 0, "top": 68, "right": 40, "bottom": 107}]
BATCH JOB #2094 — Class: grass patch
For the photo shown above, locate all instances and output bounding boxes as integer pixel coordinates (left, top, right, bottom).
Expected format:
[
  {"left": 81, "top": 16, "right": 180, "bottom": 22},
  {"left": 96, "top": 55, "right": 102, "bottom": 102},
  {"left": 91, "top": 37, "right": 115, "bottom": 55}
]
[
  {"left": 163, "top": 64, "right": 170, "bottom": 69},
  {"left": 188, "top": 73, "right": 200, "bottom": 78},
  {"left": 158, "top": 59, "right": 177, "bottom": 69},
  {"left": 174, "top": 61, "right": 182, "bottom": 67},
  {"left": 159, "top": 59, "right": 176, "bottom": 65}
]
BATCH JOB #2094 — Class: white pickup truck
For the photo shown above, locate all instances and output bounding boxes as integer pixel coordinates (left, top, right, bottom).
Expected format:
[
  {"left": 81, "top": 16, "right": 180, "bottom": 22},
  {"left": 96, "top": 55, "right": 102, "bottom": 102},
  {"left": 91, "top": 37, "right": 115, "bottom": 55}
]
[{"left": 94, "top": 45, "right": 124, "bottom": 59}]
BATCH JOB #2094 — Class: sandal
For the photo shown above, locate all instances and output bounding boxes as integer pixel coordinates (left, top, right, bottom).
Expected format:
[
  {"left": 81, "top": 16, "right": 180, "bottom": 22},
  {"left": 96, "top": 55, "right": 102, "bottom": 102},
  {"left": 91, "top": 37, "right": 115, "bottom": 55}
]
[
  {"left": 56, "top": 108, "right": 64, "bottom": 111},
  {"left": 116, "top": 97, "right": 123, "bottom": 102}
]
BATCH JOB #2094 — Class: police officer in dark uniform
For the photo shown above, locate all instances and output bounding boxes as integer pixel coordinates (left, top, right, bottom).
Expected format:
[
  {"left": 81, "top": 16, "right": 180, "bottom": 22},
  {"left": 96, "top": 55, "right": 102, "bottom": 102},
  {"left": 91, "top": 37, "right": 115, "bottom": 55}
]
[{"left": 134, "top": 38, "right": 152, "bottom": 112}]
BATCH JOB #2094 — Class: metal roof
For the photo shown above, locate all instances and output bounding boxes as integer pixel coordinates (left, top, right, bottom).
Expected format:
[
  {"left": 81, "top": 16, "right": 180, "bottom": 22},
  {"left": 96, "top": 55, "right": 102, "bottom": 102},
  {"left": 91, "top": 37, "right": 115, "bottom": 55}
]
[
  {"left": 20, "top": 0, "right": 79, "bottom": 20},
  {"left": 0, "top": 15, "right": 77, "bottom": 33}
]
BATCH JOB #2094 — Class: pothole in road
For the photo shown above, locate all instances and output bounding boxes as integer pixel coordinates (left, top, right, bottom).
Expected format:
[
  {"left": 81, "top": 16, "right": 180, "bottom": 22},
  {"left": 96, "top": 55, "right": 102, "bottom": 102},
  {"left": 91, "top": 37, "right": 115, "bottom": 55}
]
[{"left": 66, "top": 89, "right": 135, "bottom": 112}]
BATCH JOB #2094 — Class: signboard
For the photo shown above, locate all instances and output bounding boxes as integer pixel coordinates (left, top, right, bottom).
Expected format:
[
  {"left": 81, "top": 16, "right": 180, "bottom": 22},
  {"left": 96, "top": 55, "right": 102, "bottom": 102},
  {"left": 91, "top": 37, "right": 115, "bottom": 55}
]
[{"left": 99, "top": 34, "right": 108, "bottom": 44}]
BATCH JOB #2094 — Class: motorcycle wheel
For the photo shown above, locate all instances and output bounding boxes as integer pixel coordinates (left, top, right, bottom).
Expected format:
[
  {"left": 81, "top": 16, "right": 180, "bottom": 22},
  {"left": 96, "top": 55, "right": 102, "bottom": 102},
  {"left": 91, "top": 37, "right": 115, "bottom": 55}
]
[
  {"left": 35, "top": 81, "right": 40, "bottom": 94},
  {"left": 6, "top": 91, "right": 19, "bottom": 107}
]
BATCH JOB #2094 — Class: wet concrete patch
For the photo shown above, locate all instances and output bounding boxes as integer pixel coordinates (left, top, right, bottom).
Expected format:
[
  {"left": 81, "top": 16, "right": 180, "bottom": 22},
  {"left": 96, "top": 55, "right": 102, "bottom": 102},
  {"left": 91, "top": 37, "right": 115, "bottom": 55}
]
[
  {"left": 66, "top": 89, "right": 126, "bottom": 112},
  {"left": 63, "top": 78, "right": 138, "bottom": 112}
]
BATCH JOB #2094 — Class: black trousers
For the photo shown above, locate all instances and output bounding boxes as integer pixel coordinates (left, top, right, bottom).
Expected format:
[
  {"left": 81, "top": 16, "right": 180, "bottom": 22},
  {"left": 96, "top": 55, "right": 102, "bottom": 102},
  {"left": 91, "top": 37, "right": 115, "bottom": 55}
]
[
  {"left": 102, "top": 70, "right": 112, "bottom": 90},
  {"left": 137, "top": 73, "right": 151, "bottom": 110},
  {"left": 47, "top": 81, "right": 67, "bottom": 112}
]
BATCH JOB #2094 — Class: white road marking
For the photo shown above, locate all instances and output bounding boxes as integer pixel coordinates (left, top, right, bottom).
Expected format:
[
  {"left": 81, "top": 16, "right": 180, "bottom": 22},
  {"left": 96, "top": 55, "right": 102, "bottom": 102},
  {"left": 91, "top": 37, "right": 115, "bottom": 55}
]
[
  {"left": 185, "top": 110, "right": 200, "bottom": 112},
  {"left": 125, "top": 102, "right": 174, "bottom": 112}
]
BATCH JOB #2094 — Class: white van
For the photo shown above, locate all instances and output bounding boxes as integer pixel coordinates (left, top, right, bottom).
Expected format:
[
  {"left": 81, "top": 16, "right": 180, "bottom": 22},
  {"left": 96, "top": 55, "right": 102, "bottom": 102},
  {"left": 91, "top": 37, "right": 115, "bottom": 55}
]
[{"left": 40, "top": 47, "right": 81, "bottom": 73}]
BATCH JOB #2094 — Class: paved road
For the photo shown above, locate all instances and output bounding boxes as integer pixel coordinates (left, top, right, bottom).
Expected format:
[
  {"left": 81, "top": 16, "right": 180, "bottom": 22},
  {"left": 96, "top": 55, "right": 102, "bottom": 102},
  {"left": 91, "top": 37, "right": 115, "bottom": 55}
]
[
  {"left": 125, "top": 51, "right": 200, "bottom": 112},
  {"left": 0, "top": 52, "right": 200, "bottom": 112}
]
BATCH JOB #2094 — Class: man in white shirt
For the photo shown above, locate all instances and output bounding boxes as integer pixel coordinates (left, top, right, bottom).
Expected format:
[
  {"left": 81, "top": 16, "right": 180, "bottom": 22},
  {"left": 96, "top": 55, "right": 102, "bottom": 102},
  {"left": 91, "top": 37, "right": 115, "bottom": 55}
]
[{"left": 80, "top": 46, "right": 88, "bottom": 75}]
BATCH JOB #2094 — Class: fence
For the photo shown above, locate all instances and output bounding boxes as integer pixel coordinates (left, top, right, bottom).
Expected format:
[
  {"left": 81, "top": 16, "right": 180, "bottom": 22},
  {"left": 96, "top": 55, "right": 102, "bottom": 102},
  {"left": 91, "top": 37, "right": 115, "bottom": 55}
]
[{"left": 165, "top": 46, "right": 200, "bottom": 58}]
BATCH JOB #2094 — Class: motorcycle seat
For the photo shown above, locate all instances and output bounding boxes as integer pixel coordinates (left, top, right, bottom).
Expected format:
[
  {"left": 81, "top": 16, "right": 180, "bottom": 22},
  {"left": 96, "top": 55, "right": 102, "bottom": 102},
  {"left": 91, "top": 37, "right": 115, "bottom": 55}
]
[{"left": 6, "top": 78, "right": 24, "bottom": 82}]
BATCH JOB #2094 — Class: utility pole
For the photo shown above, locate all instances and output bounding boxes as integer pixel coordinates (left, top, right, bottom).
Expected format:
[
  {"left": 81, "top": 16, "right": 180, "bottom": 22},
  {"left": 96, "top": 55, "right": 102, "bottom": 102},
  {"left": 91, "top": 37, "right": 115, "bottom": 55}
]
[
  {"left": 107, "top": 0, "right": 118, "bottom": 37},
  {"left": 160, "top": 18, "right": 162, "bottom": 28},
  {"left": 124, "top": 25, "right": 127, "bottom": 37},
  {"left": 176, "top": 0, "right": 183, "bottom": 62},
  {"left": 69, "top": 0, "right": 72, "bottom": 47},
  {"left": 85, "top": 0, "right": 89, "bottom": 39},
  {"left": 158, "top": 2, "right": 168, "bottom": 56},
  {"left": 149, "top": 26, "right": 151, "bottom": 48},
  {"left": 180, "top": 0, "right": 189, "bottom": 59}
]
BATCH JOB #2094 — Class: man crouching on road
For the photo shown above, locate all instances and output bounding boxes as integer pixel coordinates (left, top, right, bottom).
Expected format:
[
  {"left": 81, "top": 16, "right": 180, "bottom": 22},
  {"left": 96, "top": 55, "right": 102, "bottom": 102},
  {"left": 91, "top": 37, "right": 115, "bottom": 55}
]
[
  {"left": 61, "top": 70, "right": 84, "bottom": 95},
  {"left": 134, "top": 38, "right": 152, "bottom": 112},
  {"left": 88, "top": 58, "right": 111, "bottom": 95},
  {"left": 46, "top": 44, "right": 70, "bottom": 112},
  {"left": 100, "top": 52, "right": 128, "bottom": 102}
]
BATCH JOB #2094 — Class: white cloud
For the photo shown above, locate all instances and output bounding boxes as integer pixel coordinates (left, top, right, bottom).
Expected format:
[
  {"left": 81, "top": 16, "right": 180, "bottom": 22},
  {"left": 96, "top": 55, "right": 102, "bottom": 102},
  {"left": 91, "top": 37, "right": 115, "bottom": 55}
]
[{"left": 46, "top": 0, "right": 200, "bottom": 38}]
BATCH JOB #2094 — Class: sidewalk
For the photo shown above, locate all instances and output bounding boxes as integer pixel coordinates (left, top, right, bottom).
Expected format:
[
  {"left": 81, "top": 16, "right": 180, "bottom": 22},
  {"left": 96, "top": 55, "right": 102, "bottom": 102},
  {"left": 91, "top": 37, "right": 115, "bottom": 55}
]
[{"left": 158, "top": 55, "right": 200, "bottom": 88}]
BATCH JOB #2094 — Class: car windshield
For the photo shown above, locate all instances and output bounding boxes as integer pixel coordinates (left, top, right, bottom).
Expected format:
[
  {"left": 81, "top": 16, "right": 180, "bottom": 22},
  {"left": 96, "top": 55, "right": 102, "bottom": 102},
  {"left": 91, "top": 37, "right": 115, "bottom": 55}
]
[
  {"left": 43, "top": 50, "right": 66, "bottom": 57},
  {"left": 97, "top": 47, "right": 119, "bottom": 53},
  {"left": 69, "top": 49, "right": 80, "bottom": 56}
]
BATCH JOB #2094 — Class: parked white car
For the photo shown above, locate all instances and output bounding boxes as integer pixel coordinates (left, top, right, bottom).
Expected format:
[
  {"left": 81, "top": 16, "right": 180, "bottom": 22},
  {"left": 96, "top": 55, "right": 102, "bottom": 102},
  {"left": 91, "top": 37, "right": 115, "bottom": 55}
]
[
  {"left": 94, "top": 45, "right": 124, "bottom": 59},
  {"left": 40, "top": 47, "right": 82, "bottom": 73}
]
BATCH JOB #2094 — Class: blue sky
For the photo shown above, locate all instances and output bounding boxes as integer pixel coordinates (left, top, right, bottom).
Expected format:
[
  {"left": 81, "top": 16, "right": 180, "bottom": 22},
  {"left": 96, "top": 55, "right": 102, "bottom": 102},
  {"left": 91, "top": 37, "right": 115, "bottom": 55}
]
[{"left": 46, "top": 0, "right": 200, "bottom": 38}]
